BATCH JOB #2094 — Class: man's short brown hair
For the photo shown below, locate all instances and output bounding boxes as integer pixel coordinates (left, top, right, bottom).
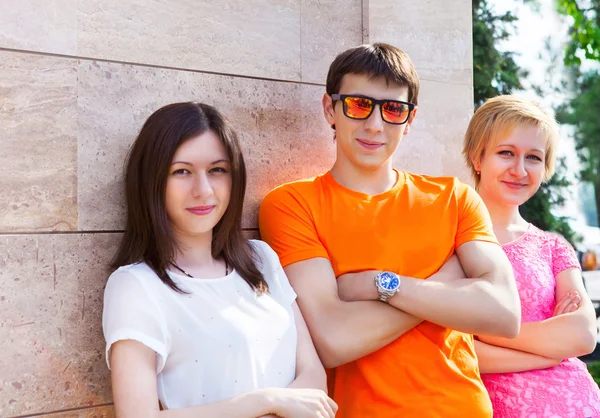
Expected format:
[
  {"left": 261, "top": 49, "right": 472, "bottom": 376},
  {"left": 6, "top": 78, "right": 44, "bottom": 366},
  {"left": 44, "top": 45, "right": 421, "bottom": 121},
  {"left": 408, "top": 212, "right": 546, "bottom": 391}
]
[{"left": 326, "top": 43, "right": 420, "bottom": 105}]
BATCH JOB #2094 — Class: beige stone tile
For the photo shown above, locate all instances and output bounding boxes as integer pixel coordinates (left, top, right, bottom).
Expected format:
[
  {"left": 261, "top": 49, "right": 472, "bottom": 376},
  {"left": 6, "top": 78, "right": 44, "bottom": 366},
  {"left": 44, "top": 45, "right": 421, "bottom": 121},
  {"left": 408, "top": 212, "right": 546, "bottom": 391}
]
[
  {"left": 300, "top": 0, "right": 363, "bottom": 84},
  {"left": 0, "top": 51, "right": 78, "bottom": 232},
  {"left": 0, "top": 0, "right": 78, "bottom": 54},
  {"left": 244, "top": 229, "right": 260, "bottom": 240},
  {"left": 0, "top": 230, "right": 280, "bottom": 415},
  {"left": 77, "top": 0, "right": 301, "bottom": 80},
  {"left": 393, "top": 79, "right": 474, "bottom": 183},
  {"left": 367, "top": 0, "right": 472, "bottom": 86},
  {"left": 0, "top": 233, "right": 119, "bottom": 416},
  {"left": 77, "top": 61, "right": 334, "bottom": 231},
  {"left": 33, "top": 405, "right": 115, "bottom": 418}
]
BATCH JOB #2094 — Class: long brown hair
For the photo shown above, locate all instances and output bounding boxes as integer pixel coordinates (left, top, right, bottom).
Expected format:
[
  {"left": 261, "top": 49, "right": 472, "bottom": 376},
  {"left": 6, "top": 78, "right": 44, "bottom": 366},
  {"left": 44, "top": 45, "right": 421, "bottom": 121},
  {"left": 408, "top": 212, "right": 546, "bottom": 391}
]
[{"left": 112, "top": 102, "right": 268, "bottom": 294}]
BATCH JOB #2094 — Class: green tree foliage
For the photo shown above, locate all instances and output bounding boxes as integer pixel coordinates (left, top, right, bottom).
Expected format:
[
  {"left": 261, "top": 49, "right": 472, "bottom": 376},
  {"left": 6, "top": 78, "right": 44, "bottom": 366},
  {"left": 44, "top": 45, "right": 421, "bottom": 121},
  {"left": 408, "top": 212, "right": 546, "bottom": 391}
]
[
  {"left": 472, "top": 0, "right": 527, "bottom": 107},
  {"left": 472, "top": 0, "right": 578, "bottom": 244},
  {"left": 557, "top": 0, "right": 600, "bottom": 66}
]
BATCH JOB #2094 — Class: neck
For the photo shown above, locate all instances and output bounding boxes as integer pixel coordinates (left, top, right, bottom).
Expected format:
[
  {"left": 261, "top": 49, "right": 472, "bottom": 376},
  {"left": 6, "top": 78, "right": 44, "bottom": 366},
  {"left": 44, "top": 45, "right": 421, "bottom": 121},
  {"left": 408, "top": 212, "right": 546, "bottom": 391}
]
[
  {"left": 478, "top": 188, "right": 526, "bottom": 230},
  {"left": 330, "top": 158, "right": 397, "bottom": 196},
  {"left": 172, "top": 230, "right": 215, "bottom": 269}
]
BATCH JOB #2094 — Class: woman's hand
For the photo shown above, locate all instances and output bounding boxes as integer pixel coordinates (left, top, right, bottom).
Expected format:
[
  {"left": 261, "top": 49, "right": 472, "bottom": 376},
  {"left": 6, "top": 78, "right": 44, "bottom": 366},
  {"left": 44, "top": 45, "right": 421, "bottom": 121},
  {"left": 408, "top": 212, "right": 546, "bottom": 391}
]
[
  {"left": 553, "top": 291, "right": 581, "bottom": 316},
  {"left": 264, "top": 387, "right": 337, "bottom": 418}
]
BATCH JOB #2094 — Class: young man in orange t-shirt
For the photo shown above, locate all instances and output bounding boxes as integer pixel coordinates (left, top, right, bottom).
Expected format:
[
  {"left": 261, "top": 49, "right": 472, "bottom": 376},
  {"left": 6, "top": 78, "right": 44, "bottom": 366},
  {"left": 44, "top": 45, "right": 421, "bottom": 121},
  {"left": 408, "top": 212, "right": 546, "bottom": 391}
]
[{"left": 259, "top": 43, "right": 521, "bottom": 417}]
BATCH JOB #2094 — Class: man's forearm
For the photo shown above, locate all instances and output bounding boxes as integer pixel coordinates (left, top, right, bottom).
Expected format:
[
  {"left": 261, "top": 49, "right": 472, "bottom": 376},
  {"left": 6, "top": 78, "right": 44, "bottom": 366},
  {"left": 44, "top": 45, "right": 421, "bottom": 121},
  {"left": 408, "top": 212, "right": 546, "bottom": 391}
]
[
  {"left": 307, "top": 299, "right": 421, "bottom": 368},
  {"left": 390, "top": 275, "right": 519, "bottom": 337}
]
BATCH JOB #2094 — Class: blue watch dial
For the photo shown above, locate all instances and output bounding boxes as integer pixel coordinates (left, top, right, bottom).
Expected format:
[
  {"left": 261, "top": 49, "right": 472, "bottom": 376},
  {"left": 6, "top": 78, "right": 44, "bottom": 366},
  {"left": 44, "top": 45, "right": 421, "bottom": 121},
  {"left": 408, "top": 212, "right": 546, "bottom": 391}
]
[{"left": 379, "top": 272, "right": 399, "bottom": 290}]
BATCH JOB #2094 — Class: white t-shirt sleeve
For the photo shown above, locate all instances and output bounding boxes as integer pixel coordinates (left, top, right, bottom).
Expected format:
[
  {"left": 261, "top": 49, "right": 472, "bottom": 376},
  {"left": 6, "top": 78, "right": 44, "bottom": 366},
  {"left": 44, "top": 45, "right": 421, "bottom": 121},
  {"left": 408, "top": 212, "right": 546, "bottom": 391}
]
[
  {"left": 252, "top": 240, "right": 297, "bottom": 307},
  {"left": 102, "top": 267, "right": 170, "bottom": 373}
]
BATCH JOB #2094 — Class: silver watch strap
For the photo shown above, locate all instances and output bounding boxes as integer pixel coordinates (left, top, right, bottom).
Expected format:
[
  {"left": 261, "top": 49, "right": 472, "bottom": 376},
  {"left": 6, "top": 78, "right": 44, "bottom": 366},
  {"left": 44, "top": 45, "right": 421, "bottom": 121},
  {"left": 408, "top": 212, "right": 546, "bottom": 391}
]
[{"left": 377, "top": 289, "right": 395, "bottom": 303}]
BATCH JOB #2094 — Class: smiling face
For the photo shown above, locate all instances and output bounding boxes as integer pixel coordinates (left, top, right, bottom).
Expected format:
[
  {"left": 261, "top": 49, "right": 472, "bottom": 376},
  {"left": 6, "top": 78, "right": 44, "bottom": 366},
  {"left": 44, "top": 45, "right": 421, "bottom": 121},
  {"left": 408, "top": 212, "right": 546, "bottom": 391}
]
[
  {"left": 474, "top": 124, "right": 547, "bottom": 207},
  {"left": 165, "top": 130, "right": 232, "bottom": 240},
  {"left": 322, "top": 73, "right": 417, "bottom": 172}
]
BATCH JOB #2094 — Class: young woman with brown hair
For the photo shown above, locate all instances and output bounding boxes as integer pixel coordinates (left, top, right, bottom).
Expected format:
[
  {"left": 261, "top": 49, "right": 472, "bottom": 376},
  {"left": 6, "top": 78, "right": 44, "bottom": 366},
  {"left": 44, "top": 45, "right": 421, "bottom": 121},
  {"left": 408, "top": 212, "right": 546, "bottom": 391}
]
[{"left": 103, "top": 102, "right": 336, "bottom": 418}]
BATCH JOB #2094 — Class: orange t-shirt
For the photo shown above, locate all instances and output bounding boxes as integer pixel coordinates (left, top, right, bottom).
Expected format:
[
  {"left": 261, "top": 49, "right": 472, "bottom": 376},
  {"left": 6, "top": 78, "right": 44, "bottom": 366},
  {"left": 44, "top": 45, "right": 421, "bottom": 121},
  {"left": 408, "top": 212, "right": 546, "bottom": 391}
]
[{"left": 259, "top": 170, "right": 498, "bottom": 418}]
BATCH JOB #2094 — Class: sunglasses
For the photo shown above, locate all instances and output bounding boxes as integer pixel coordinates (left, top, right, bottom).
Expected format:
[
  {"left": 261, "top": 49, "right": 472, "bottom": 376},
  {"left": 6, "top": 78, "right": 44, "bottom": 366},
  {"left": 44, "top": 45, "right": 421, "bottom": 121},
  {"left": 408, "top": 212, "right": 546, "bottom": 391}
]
[{"left": 331, "top": 94, "right": 416, "bottom": 125}]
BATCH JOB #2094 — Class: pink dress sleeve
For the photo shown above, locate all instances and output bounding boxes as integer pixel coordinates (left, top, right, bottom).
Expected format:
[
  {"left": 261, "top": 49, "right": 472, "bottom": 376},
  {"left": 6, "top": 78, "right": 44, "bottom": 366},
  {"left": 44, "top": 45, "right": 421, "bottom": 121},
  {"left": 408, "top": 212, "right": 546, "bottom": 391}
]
[{"left": 551, "top": 234, "right": 581, "bottom": 277}]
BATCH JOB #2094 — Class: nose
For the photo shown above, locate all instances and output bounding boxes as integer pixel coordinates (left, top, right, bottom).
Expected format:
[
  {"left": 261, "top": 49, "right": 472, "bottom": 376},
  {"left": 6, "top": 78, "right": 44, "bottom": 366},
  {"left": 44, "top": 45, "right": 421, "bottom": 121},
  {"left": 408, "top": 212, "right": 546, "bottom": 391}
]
[
  {"left": 364, "top": 104, "right": 384, "bottom": 133},
  {"left": 192, "top": 172, "right": 214, "bottom": 199},
  {"left": 509, "top": 157, "right": 527, "bottom": 178}
]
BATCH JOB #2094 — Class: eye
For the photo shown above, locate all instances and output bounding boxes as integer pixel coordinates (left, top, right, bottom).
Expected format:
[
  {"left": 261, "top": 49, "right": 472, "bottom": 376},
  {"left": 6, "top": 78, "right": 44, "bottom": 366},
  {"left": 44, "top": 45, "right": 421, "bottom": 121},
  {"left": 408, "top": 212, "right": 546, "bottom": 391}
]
[
  {"left": 209, "top": 166, "right": 229, "bottom": 174},
  {"left": 171, "top": 168, "right": 191, "bottom": 175},
  {"left": 384, "top": 102, "right": 407, "bottom": 115},
  {"left": 348, "top": 97, "right": 372, "bottom": 109},
  {"left": 498, "top": 150, "right": 513, "bottom": 156},
  {"left": 527, "top": 155, "right": 543, "bottom": 162}
]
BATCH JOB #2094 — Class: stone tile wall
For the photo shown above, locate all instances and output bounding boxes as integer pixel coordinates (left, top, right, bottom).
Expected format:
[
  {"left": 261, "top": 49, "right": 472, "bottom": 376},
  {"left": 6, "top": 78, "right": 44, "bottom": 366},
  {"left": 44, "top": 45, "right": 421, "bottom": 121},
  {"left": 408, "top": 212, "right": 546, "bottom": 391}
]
[{"left": 0, "top": 1, "right": 473, "bottom": 415}]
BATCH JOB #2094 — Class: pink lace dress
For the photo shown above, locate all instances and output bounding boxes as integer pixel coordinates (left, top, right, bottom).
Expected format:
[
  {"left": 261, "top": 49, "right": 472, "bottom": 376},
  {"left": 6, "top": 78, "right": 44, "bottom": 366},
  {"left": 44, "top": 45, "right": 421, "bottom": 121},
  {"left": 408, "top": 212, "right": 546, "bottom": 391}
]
[{"left": 482, "top": 224, "right": 600, "bottom": 418}]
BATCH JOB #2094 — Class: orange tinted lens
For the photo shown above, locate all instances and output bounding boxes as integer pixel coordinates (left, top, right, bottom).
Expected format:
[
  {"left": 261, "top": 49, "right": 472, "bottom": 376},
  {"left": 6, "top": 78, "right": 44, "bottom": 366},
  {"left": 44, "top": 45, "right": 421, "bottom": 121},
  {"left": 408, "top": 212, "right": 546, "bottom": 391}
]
[
  {"left": 382, "top": 101, "right": 410, "bottom": 123},
  {"left": 344, "top": 97, "right": 373, "bottom": 119}
]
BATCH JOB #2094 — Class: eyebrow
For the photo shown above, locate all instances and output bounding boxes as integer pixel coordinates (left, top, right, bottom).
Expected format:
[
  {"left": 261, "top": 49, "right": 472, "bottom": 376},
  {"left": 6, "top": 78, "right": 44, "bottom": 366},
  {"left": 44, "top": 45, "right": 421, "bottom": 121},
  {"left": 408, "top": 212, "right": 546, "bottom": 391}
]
[
  {"left": 495, "top": 144, "right": 545, "bottom": 153},
  {"left": 171, "top": 159, "right": 230, "bottom": 165}
]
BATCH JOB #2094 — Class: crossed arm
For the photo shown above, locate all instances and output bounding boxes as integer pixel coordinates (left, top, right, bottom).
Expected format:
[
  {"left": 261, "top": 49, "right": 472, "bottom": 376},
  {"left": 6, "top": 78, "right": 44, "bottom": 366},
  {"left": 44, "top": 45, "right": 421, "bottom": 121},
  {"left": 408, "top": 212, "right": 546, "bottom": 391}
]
[
  {"left": 475, "top": 267, "right": 597, "bottom": 373},
  {"left": 284, "top": 258, "right": 422, "bottom": 368},
  {"left": 285, "top": 240, "right": 521, "bottom": 369}
]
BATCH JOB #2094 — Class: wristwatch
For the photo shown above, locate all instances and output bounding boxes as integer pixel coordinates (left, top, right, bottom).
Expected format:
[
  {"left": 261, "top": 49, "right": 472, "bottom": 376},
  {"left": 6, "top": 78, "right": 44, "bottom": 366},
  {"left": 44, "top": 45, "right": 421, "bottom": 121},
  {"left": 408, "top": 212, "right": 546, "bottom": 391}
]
[{"left": 374, "top": 271, "right": 401, "bottom": 303}]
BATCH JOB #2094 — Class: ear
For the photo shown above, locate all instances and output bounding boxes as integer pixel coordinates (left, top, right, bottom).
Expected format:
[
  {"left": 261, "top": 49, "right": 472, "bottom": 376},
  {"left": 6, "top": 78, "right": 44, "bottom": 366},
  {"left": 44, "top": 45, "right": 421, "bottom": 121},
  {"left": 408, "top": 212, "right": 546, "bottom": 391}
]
[
  {"left": 322, "top": 93, "right": 335, "bottom": 125},
  {"left": 403, "top": 106, "right": 418, "bottom": 136},
  {"left": 472, "top": 155, "right": 481, "bottom": 172}
]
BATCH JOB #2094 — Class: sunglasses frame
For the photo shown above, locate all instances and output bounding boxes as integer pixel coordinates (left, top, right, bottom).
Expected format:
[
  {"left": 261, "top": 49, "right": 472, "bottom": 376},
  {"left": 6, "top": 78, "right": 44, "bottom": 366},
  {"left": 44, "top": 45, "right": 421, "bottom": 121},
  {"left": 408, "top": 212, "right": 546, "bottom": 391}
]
[{"left": 331, "top": 94, "right": 416, "bottom": 125}]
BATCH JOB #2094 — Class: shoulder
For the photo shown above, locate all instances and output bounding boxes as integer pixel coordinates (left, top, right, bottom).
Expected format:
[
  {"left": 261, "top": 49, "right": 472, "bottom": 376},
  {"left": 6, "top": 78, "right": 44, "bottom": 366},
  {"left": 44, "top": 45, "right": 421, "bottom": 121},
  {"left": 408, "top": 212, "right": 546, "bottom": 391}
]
[
  {"left": 248, "top": 240, "right": 292, "bottom": 293},
  {"left": 403, "top": 173, "right": 477, "bottom": 205},
  {"left": 524, "top": 226, "right": 577, "bottom": 261},
  {"left": 261, "top": 176, "right": 324, "bottom": 208},
  {"left": 527, "top": 225, "right": 569, "bottom": 247},
  {"left": 528, "top": 227, "right": 581, "bottom": 274},
  {"left": 105, "top": 263, "right": 165, "bottom": 297},
  {"left": 547, "top": 229, "right": 576, "bottom": 253},
  {"left": 248, "top": 239, "right": 279, "bottom": 267},
  {"left": 404, "top": 172, "right": 468, "bottom": 194}
]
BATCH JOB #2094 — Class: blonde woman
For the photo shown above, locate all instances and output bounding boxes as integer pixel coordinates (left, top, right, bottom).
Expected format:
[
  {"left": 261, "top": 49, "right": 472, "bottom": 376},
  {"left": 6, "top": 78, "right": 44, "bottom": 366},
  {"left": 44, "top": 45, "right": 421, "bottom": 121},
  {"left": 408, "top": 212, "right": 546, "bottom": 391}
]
[{"left": 463, "top": 95, "right": 600, "bottom": 417}]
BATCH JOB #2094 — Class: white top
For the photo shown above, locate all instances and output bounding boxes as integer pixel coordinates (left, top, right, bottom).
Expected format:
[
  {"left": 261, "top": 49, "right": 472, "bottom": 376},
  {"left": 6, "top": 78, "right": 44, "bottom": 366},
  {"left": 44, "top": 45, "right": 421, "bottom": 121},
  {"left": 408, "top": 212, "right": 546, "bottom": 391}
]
[{"left": 102, "top": 240, "right": 298, "bottom": 410}]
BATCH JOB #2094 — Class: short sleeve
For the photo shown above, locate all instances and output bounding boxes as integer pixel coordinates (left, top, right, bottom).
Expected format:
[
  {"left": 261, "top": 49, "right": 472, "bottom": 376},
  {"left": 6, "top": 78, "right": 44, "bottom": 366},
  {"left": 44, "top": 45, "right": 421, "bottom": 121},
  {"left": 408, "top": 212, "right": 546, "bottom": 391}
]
[
  {"left": 552, "top": 234, "right": 581, "bottom": 276},
  {"left": 259, "top": 184, "right": 329, "bottom": 267},
  {"left": 252, "top": 240, "right": 297, "bottom": 307},
  {"left": 454, "top": 182, "right": 499, "bottom": 248},
  {"left": 102, "top": 268, "right": 169, "bottom": 373}
]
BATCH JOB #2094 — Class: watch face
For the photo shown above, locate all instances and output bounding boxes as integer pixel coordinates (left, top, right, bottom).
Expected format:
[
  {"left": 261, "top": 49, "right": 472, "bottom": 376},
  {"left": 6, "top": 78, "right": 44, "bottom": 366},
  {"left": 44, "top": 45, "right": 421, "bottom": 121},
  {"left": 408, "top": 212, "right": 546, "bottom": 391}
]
[{"left": 379, "top": 272, "right": 399, "bottom": 290}]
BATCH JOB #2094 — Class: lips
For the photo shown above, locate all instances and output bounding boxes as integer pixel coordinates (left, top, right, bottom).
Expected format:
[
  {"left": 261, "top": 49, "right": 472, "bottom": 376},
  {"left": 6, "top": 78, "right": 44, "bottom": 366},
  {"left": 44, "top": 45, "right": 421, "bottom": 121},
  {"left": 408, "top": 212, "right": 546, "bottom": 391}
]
[
  {"left": 356, "top": 138, "right": 384, "bottom": 150},
  {"left": 186, "top": 205, "right": 215, "bottom": 216},
  {"left": 502, "top": 181, "right": 527, "bottom": 189}
]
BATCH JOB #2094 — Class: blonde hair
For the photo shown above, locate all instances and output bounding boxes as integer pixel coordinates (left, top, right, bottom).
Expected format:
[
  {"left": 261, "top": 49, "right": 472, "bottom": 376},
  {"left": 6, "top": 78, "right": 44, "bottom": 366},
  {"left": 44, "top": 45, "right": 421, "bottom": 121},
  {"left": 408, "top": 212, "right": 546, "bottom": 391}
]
[{"left": 462, "top": 95, "right": 560, "bottom": 188}]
